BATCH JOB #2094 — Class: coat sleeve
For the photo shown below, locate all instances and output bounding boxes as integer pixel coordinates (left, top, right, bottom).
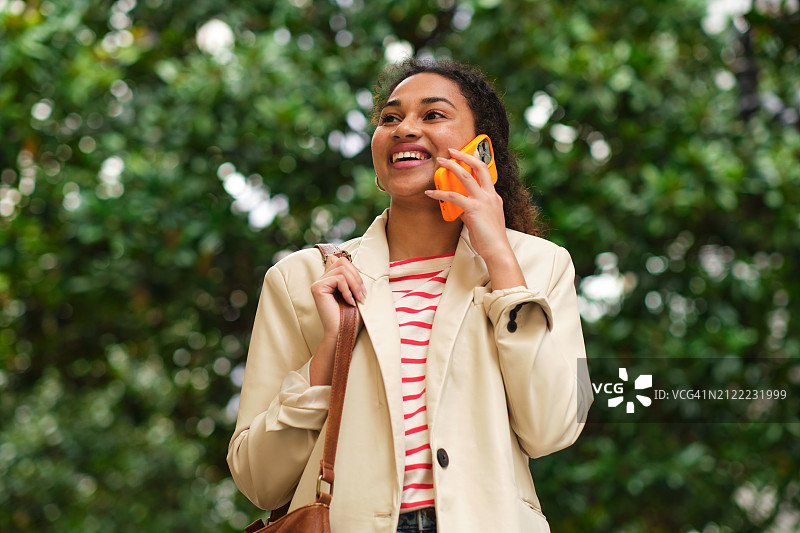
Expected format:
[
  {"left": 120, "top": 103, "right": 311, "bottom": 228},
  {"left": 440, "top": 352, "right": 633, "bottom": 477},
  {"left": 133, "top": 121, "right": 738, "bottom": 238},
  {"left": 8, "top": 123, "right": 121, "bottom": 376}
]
[
  {"left": 226, "top": 263, "right": 331, "bottom": 510},
  {"left": 482, "top": 245, "right": 593, "bottom": 459}
]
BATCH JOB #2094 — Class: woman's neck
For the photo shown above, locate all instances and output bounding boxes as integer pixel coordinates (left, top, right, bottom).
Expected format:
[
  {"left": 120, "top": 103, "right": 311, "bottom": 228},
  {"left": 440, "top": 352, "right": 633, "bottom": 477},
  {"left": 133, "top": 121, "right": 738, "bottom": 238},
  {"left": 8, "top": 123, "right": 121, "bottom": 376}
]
[{"left": 385, "top": 203, "right": 463, "bottom": 262}]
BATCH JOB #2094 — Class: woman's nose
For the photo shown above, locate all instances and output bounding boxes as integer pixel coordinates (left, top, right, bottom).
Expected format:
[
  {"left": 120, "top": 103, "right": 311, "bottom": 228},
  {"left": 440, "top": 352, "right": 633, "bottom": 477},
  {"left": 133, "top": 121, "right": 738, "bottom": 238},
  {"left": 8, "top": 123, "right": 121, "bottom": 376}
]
[{"left": 392, "top": 117, "right": 421, "bottom": 139}]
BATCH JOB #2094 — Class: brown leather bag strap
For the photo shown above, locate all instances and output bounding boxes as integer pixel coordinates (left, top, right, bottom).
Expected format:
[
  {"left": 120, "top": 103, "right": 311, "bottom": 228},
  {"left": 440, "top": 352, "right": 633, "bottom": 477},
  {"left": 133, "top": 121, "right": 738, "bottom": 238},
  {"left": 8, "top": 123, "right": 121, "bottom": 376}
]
[
  {"left": 263, "top": 244, "right": 359, "bottom": 525},
  {"left": 315, "top": 243, "right": 351, "bottom": 265},
  {"left": 264, "top": 501, "right": 290, "bottom": 525},
  {"left": 312, "top": 243, "right": 361, "bottom": 506}
]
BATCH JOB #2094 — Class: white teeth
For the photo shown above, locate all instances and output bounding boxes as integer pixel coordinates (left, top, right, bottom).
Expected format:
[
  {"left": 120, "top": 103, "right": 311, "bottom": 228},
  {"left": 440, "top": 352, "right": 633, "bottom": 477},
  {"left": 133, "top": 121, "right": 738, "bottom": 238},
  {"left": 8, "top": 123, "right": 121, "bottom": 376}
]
[{"left": 391, "top": 151, "right": 430, "bottom": 163}]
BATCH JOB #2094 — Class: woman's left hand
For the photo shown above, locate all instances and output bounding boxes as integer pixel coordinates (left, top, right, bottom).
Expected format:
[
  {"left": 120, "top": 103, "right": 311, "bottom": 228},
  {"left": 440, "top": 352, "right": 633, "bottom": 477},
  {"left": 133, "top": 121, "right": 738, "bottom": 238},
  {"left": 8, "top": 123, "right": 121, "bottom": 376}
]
[
  {"left": 425, "top": 148, "right": 508, "bottom": 262},
  {"left": 425, "top": 148, "right": 527, "bottom": 290}
]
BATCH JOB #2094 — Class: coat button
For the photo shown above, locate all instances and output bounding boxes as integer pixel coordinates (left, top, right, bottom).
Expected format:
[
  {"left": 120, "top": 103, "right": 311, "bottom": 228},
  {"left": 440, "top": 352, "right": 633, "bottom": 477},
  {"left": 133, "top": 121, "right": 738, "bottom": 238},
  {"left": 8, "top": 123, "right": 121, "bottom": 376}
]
[
  {"left": 508, "top": 304, "right": 523, "bottom": 331},
  {"left": 436, "top": 448, "right": 449, "bottom": 468}
]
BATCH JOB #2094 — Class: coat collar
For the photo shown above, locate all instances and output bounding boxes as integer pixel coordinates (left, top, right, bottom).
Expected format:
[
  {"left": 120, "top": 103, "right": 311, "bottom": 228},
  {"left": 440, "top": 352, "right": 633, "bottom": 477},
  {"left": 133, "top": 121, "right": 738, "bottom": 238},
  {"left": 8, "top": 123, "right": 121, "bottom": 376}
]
[
  {"left": 348, "top": 209, "right": 490, "bottom": 443},
  {"left": 348, "top": 209, "right": 392, "bottom": 282},
  {"left": 348, "top": 209, "right": 489, "bottom": 284}
]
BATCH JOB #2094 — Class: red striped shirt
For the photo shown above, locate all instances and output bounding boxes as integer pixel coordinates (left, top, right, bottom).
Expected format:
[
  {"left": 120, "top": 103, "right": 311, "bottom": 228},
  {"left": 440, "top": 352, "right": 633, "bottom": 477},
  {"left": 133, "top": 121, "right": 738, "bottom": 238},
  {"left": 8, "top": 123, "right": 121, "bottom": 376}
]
[
  {"left": 389, "top": 271, "right": 446, "bottom": 283},
  {"left": 401, "top": 338, "right": 429, "bottom": 346},
  {"left": 396, "top": 305, "right": 438, "bottom": 314},
  {"left": 403, "top": 389, "right": 426, "bottom": 402},
  {"left": 404, "top": 405, "right": 427, "bottom": 419},
  {"left": 389, "top": 253, "right": 454, "bottom": 513},
  {"left": 405, "top": 443, "right": 431, "bottom": 456},
  {"left": 400, "top": 499, "right": 435, "bottom": 509},
  {"left": 404, "top": 463, "right": 433, "bottom": 471},
  {"left": 399, "top": 321, "right": 434, "bottom": 329},
  {"left": 404, "top": 291, "right": 443, "bottom": 299},
  {"left": 389, "top": 253, "right": 455, "bottom": 267},
  {"left": 403, "top": 483, "right": 434, "bottom": 490},
  {"left": 405, "top": 424, "right": 428, "bottom": 436}
]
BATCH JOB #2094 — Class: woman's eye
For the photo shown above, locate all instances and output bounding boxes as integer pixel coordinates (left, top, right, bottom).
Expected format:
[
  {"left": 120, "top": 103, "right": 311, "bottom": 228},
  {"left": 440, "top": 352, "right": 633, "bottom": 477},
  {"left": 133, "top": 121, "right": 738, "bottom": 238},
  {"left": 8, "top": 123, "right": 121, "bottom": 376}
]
[
  {"left": 425, "top": 111, "right": 445, "bottom": 120},
  {"left": 380, "top": 114, "right": 399, "bottom": 124}
]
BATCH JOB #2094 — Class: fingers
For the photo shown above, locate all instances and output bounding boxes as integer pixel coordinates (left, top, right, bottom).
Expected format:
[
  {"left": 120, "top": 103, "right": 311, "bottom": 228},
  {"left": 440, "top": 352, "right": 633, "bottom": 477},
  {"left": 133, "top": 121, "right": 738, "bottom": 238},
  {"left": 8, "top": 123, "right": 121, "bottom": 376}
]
[
  {"left": 310, "top": 255, "right": 363, "bottom": 343},
  {"left": 444, "top": 148, "right": 494, "bottom": 190},
  {"left": 321, "top": 255, "right": 366, "bottom": 306},
  {"left": 427, "top": 146, "right": 505, "bottom": 227},
  {"left": 424, "top": 188, "right": 469, "bottom": 210},
  {"left": 312, "top": 270, "right": 356, "bottom": 306},
  {"left": 435, "top": 155, "right": 482, "bottom": 197}
]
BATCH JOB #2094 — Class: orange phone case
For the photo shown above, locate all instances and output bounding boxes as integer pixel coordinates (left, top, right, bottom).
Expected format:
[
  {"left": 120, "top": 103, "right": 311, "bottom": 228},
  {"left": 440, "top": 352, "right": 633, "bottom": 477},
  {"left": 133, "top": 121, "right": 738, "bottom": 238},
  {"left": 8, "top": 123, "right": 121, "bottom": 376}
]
[{"left": 433, "top": 134, "right": 497, "bottom": 221}]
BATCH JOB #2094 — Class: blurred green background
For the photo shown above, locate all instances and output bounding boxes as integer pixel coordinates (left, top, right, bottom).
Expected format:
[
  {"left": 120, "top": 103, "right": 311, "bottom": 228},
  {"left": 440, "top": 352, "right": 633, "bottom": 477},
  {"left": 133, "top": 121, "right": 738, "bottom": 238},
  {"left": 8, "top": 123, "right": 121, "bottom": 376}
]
[{"left": 1, "top": 0, "right": 798, "bottom": 531}]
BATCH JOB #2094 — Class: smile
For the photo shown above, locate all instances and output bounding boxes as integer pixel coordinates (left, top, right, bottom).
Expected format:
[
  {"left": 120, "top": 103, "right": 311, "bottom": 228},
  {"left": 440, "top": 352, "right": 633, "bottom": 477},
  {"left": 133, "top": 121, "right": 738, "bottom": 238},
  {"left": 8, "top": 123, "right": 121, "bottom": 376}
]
[{"left": 391, "top": 151, "right": 431, "bottom": 163}]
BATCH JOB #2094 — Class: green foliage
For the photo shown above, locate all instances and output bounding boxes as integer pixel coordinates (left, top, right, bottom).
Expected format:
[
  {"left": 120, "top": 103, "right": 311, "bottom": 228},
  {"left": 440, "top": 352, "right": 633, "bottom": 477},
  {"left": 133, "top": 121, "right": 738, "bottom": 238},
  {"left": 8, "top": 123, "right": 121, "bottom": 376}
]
[{"left": 1, "top": 0, "right": 798, "bottom": 531}]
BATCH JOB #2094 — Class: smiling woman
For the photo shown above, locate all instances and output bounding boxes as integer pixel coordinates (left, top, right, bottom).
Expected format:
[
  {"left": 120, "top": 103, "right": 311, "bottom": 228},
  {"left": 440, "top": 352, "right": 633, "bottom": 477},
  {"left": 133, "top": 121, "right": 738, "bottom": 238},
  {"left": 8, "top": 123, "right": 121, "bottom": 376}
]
[
  {"left": 373, "top": 59, "right": 545, "bottom": 237},
  {"left": 371, "top": 73, "right": 477, "bottom": 216},
  {"left": 227, "top": 57, "right": 593, "bottom": 533}
]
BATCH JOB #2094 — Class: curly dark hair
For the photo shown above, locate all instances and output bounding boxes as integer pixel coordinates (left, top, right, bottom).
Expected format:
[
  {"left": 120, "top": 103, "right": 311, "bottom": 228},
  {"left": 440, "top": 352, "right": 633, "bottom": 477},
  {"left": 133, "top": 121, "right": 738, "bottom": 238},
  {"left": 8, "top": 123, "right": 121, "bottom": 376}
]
[{"left": 372, "top": 57, "right": 545, "bottom": 237}]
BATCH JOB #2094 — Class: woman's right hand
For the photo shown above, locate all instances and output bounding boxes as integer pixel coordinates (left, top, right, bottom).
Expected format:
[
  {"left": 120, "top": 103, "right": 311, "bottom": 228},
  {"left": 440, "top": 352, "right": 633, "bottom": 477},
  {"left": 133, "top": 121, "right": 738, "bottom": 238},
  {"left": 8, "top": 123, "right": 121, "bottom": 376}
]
[{"left": 308, "top": 254, "right": 365, "bottom": 386}]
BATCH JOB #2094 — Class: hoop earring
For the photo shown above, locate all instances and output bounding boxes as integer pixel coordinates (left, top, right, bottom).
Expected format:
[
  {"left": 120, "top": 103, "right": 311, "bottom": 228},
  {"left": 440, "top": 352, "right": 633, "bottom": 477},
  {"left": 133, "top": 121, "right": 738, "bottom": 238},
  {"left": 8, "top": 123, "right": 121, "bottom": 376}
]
[{"left": 375, "top": 174, "right": 386, "bottom": 192}]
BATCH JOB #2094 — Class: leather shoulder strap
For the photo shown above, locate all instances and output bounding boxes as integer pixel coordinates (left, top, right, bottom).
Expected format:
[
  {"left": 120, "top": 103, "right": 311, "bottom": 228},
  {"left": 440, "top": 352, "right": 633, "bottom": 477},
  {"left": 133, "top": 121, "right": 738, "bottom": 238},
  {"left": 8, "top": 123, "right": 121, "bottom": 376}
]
[
  {"left": 266, "top": 244, "right": 359, "bottom": 522},
  {"left": 312, "top": 243, "right": 360, "bottom": 506},
  {"left": 314, "top": 243, "right": 351, "bottom": 265}
]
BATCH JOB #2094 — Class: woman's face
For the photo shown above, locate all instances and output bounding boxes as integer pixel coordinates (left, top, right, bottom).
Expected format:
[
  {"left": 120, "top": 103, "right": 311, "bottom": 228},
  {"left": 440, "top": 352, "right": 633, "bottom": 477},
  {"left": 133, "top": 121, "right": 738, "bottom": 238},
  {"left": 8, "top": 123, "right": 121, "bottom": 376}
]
[{"left": 371, "top": 73, "right": 476, "bottom": 202}]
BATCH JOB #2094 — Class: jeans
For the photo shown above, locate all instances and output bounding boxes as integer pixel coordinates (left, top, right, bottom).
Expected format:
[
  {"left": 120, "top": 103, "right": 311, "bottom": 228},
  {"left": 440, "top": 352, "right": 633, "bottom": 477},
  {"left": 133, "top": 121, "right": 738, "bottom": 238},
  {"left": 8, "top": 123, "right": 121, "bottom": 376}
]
[{"left": 397, "top": 507, "right": 437, "bottom": 532}]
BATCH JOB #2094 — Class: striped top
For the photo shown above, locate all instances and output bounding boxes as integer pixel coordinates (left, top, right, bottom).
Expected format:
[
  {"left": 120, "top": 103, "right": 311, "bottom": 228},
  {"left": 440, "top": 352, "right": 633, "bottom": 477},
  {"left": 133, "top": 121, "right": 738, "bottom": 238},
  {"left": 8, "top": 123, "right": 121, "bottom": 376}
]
[{"left": 388, "top": 252, "right": 454, "bottom": 512}]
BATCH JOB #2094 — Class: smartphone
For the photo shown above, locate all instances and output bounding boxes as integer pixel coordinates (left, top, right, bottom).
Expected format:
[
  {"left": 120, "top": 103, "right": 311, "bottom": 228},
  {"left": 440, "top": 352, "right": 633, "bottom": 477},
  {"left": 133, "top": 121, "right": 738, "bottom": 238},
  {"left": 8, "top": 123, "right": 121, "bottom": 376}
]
[{"left": 433, "top": 134, "right": 497, "bottom": 221}]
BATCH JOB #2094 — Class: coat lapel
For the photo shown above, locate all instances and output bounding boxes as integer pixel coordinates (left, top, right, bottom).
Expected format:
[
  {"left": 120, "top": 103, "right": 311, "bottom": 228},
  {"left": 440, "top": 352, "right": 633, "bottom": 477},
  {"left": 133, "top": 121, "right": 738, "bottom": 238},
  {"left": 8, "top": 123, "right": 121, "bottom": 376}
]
[
  {"left": 348, "top": 213, "right": 489, "bottom": 455},
  {"left": 349, "top": 211, "right": 406, "bottom": 456},
  {"left": 425, "top": 226, "right": 489, "bottom": 419}
]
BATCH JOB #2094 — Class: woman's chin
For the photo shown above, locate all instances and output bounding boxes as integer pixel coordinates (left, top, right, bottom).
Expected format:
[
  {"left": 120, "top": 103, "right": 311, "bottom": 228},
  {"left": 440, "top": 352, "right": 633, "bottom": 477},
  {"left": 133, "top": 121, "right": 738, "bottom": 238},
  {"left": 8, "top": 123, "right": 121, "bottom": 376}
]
[
  {"left": 389, "top": 192, "right": 444, "bottom": 215},
  {"left": 385, "top": 176, "right": 436, "bottom": 196}
]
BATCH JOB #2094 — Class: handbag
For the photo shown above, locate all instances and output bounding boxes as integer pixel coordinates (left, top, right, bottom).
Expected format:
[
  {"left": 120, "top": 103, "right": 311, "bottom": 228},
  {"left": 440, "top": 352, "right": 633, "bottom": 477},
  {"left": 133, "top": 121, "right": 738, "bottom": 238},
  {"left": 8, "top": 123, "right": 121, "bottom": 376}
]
[{"left": 244, "top": 243, "right": 361, "bottom": 533}]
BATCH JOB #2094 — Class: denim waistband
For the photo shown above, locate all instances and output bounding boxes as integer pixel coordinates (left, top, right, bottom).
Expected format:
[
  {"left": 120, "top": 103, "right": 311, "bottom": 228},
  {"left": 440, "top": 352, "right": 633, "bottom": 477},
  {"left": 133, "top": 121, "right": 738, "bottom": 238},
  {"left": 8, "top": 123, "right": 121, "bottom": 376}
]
[{"left": 397, "top": 507, "right": 436, "bottom": 530}]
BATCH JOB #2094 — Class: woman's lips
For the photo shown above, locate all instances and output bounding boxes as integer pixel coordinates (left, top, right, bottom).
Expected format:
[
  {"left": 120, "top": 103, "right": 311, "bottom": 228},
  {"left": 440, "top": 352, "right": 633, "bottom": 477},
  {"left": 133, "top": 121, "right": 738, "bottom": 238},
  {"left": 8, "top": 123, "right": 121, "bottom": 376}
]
[
  {"left": 389, "top": 144, "right": 432, "bottom": 169},
  {"left": 391, "top": 156, "right": 432, "bottom": 169}
]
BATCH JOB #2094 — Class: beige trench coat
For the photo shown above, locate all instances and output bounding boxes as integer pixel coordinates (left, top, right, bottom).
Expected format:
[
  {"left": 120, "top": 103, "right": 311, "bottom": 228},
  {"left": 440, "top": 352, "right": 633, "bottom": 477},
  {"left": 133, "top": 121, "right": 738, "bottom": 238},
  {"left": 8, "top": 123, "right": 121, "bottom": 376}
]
[{"left": 228, "top": 210, "right": 592, "bottom": 532}]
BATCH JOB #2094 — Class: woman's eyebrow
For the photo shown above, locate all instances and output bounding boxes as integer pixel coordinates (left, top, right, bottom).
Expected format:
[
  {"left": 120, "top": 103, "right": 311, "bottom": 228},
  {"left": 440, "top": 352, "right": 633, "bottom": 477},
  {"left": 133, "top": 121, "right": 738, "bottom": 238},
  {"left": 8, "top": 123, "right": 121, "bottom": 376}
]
[
  {"left": 381, "top": 96, "right": 456, "bottom": 110},
  {"left": 420, "top": 96, "right": 455, "bottom": 108}
]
